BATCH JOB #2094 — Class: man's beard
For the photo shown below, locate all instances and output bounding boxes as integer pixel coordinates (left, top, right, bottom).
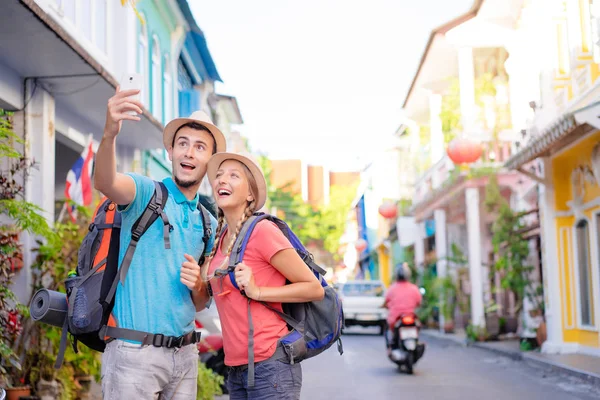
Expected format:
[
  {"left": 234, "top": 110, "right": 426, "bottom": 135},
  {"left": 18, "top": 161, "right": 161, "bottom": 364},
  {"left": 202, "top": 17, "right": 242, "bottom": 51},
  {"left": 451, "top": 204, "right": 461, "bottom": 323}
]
[{"left": 174, "top": 175, "right": 199, "bottom": 188}]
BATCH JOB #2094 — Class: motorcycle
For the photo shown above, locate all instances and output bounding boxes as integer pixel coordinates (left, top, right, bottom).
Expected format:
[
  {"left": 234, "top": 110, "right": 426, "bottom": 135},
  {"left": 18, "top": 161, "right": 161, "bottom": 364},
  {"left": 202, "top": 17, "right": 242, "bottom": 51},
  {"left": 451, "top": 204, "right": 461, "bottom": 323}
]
[
  {"left": 386, "top": 313, "right": 426, "bottom": 374},
  {"left": 196, "top": 320, "right": 229, "bottom": 394}
]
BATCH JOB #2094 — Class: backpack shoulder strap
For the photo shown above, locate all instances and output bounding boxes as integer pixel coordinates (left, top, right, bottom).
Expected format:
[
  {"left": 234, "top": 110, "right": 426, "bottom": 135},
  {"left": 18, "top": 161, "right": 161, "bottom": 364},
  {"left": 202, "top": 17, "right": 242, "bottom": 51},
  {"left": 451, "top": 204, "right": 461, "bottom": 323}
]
[
  {"left": 116, "top": 181, "right": 171, "bottom": 287},
  {"left": 197, "top": 203, "right": 213, "bottom": 266},
  {"left": 227, "top": 213, "right": 269, "bottom": 289}
]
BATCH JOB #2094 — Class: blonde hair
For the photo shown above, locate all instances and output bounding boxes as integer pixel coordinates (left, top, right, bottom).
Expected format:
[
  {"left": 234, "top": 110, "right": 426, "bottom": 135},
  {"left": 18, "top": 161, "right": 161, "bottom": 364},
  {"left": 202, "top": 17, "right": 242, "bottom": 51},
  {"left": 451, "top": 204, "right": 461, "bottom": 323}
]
[{"left": 207, "top": 161, "right": 260, "bottom": 266}]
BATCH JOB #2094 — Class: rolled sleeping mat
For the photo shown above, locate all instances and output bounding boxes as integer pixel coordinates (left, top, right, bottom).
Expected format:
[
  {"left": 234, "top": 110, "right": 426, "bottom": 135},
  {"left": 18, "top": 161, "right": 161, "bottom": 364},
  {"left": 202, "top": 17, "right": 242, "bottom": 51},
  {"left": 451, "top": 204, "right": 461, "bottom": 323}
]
[{"left": 30, "top": 289, "right": 68, "bottom": 328}]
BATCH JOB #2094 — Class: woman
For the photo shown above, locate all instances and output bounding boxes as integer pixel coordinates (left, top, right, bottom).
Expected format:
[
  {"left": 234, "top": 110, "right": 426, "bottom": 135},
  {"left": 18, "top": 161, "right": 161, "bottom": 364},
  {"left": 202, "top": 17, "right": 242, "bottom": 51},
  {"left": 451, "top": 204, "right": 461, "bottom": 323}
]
[{"left": 197, "top": 152, "right": 324, "bottom": 399}]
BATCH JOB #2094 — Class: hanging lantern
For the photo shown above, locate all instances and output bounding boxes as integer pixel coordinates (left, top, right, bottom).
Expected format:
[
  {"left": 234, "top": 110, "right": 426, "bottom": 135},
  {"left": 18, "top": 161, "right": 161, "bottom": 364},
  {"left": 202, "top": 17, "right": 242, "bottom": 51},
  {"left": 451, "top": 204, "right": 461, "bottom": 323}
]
[
  {"left": 378, "top": 202, "right": 398, "bottom": 219},
  {"left": 447, "top": 137, "right": 483, "bottom": 164},
  {"left": 354, "top": 238, "right": 367, "bottom": 252}
]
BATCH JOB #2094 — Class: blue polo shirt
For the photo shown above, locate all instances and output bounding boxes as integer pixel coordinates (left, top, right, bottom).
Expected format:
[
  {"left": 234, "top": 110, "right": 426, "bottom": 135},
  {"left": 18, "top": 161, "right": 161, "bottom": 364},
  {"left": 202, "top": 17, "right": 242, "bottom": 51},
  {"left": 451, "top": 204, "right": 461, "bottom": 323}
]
[{"left": 113, "top": 173, "right": 217, "bottom": 339}]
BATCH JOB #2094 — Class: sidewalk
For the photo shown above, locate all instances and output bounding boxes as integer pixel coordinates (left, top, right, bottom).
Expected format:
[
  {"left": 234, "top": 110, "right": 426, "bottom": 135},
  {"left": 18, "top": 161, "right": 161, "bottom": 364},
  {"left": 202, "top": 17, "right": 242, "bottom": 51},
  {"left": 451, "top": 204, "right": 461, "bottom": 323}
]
[{"left": 421, "top": 329, "right": 600, "bottom": 385}]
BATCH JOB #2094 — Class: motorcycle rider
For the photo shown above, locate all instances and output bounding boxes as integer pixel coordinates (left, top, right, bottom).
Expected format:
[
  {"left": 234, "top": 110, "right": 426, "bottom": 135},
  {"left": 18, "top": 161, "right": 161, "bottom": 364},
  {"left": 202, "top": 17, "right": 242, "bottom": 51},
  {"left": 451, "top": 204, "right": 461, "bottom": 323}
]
[{"left": 383, "top": 263, "right": 422, "bottom": 358}]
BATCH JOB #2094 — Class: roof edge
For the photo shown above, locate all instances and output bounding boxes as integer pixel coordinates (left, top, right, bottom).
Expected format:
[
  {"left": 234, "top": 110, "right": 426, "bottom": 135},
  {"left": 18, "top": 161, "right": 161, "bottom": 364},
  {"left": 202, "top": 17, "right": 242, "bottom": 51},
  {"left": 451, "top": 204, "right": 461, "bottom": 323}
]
[{"left": 401, "top": 0, "right": 484, "bottom": 109}]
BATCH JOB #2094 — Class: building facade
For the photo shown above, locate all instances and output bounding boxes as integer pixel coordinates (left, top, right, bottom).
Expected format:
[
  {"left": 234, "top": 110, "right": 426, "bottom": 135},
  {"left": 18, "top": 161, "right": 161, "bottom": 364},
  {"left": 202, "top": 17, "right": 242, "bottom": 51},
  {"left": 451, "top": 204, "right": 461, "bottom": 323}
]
[
  {"left": 0, "top": 0, "right": 228, "bottom": 302},
  {"left": 506, "top": 0, "right": 600, "bottom": 356}
]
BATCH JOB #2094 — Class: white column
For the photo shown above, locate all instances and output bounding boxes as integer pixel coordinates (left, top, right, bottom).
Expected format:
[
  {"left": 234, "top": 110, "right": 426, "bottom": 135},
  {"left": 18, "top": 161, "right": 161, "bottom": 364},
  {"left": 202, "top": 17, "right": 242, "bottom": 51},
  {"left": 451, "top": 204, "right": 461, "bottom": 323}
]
[
  {"left": 434, "top": 209, "right": 448, "bottom": 277},
  {"left": 25, "top": 86, "right": 55, "bottom": 224},
  {"left": 434, "top": 209, "right": 448, "bottom": 332},
  {"left": 539, "top": 158, "right": 563, "bottom": 353},
  {"left": 458, "top": 47, "right": 476, "bottom": 133},
  {"left": 13, "top": 84, "right": 56, "bottom": 304},
  {"left": 466, "top": 187, "right": 485, "bottom": 328},
  {"left": 414, "top": 222, "right": 425, "bottom": 271},
  {"left": 429, "top": 93, "right": 444, "bottom": 164}
]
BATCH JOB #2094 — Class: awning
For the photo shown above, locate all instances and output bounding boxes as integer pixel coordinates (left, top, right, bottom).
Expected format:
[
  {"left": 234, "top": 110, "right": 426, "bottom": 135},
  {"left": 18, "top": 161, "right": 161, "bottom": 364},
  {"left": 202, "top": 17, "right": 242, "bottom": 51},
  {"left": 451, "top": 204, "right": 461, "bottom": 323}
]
[
  {"left": 504, "top": 101, "right": 600, "bottom": 170},
  {"left": 176, "top": 0, "right": 222, "bottom": 82},
  {"left": 0, "top": 0, "right": 164, "bottom": 150}
]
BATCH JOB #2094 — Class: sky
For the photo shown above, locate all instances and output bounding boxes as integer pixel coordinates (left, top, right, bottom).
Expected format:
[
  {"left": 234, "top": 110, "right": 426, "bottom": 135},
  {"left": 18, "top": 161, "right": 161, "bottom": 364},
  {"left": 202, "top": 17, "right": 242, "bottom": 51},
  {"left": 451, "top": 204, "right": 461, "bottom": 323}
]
[{"left": 191, "top": 0, "right": 474, "bottom": 171}]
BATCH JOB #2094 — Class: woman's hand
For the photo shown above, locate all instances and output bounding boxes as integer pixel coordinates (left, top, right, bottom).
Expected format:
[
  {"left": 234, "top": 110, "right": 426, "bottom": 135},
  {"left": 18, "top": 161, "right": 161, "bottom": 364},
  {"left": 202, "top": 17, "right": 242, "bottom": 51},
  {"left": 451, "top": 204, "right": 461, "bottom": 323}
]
[{"left": 234, "top": 263, "right": 260, "bottom": 300}]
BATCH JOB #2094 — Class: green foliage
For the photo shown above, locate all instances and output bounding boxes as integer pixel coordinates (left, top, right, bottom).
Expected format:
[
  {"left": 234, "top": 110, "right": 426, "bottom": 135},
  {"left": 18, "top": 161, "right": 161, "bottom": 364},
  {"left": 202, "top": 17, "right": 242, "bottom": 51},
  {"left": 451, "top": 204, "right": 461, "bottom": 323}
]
[
  {"left": 1, "top": 111, "right": 55, "bottom": 388},
  {"left": 439, "top": 275, "right": 457, "bottom": 320},
  {"left": 0, "top": 112, "right": 24, "bottom": 159},
  {"left": 16, "top": 216, "right": 99, "bottom": 398},
  {"left": 397, "top": 199, "right": 412, "bottom": 217},
  {"left": 440, "top": 78, "right": 462, "bottom": 144},
  {"left": 416, "top": 266, "right": 439, "bottom": 323},
  {"left": 468, "top": 165, "right": 500, "bottom": 180},
  {"left": 0, "top": 110, "right": 97, "bottom": 396},
  {"left": 319, "top": 185, "right": 359, "bottom": 256},
  {"left": 258, "top": 155, "right": 357, "bottom": 261},
  {"left": 485, "top": 175, "right": 540, "bottom": 315},
  {"left": 196, "top": 362, "right": 224, "bottom": 400},
  {"left": 416, "top": 124, "right": 433, "bottom": 174},
  {"left": 474, "top": 72, "right": 497, "bottom": 102},
  {"left": 465, "top": 324, "right": 488, "bottom": 342}
]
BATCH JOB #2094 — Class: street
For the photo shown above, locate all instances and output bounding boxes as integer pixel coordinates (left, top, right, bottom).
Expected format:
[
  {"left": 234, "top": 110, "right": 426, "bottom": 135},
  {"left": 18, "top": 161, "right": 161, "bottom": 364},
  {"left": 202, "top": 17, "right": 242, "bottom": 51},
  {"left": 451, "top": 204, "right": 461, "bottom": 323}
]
[{"left": 297, "top": 328, "right": 600, "bottom": 400}]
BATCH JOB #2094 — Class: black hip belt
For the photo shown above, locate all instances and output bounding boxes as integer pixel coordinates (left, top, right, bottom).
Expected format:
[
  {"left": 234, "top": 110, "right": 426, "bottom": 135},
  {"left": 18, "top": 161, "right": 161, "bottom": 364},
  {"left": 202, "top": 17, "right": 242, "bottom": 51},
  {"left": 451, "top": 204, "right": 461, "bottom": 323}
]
[{"left": 101, "top": 326, "right": 201, "bottom": 349}]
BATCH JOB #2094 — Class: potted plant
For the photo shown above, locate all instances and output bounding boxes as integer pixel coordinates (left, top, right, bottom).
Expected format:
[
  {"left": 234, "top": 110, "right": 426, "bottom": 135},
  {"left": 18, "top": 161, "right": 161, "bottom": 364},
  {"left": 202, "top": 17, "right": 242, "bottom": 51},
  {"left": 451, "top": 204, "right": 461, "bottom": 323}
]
[
  {"left": 438, "top": 275, "right": 457, "bottom": 333},
  {"left": 465, "top": 324, "right": 488, "bottom": 343},
  {"left": 0, "top": 111, "right": 55, "bottom": 398},
  {"left": 0, "top": 111, "right": 100, "bottom": 399},
  {"left": 485, "top": 175, "right": 541, "bottom": 340},
  {"left": 21, "top": 216, "right": 100, "bottom": 399},
  {"left": 484, "top": 302, "right": 501, "bottom": 339}
]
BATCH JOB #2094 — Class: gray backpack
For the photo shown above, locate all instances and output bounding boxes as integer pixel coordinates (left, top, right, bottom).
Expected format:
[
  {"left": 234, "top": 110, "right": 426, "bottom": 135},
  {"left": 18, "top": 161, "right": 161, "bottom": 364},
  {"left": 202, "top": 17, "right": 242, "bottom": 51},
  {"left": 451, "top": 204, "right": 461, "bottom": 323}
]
[
  {"left": 55, "top": 181, "right": 212, "bottom": 368},
  {"left": 225, "top": 213, "right": 344, "bottom": 386}
]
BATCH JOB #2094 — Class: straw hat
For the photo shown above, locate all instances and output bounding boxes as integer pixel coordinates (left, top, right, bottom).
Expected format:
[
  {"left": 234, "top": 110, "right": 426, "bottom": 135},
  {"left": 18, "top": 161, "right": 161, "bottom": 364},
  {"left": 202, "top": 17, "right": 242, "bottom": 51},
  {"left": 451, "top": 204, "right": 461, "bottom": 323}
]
[
  {"left": 163, "top": 110, "right": 226, "bottom": 153},
  {"left": 207, "top": 152, "right": 267, "bottom": 210}
]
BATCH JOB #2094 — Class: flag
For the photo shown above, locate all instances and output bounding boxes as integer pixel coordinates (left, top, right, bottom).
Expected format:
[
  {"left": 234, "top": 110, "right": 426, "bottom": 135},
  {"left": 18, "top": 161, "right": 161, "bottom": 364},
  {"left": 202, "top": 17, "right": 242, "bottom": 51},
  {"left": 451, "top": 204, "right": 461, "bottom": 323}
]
[{"left": 64, "top": 136, "right": 95, "bottom": 222}]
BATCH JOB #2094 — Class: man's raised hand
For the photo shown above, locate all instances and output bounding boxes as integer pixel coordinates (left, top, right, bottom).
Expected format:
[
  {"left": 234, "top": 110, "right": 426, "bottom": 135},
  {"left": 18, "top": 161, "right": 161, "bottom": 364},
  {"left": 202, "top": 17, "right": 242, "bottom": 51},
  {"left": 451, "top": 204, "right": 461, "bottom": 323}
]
[{"left": 104, "top": 86, "right": 143, "bottom": 139}]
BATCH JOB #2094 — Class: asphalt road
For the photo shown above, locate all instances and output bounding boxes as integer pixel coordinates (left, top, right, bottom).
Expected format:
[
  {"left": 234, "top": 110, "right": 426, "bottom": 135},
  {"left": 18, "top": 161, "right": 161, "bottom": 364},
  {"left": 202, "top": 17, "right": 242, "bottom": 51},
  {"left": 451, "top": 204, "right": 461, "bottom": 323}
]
[{"left": 296, "top": 327, "right": 600, "bottom": 400}]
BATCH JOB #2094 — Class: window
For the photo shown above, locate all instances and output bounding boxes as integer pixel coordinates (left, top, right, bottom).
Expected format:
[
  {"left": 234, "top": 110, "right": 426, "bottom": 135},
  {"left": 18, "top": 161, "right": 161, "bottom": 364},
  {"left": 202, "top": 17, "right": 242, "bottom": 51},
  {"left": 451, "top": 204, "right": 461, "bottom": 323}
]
[
  {"left": 80, "top": 0, "right": 92, "bottom": 40},
  {"left": 95, "top": 0, "right": 107, "bottom": 53},
  {"left": 576, "top": 219, "right": 594, "bottom": 326},
  {"left": 177, "top": 58, "right": 193, "bottom": 91},
  {"left": 59, "top": 0, "right": 76, "bottom": 23},
  {"left": 151, "top": 37, "right": 162, "bottom": 119},
  {"left": 163, "top": 55, "right": 172, "bottom": 124},
  {"left": 55, "top": 0, "right": 106, "bottom": 54},
  {"left": 590, "top": 0, "right": 600, "bottom": 62},
  {"left": 137, "top": 20, "right": 149, "bottom": 107},
  {"left": 556, "top": 2, "right": 571, "bottom": 75},
  {"left": 341, "top": 282, "right": 385, "bottom": 297}
]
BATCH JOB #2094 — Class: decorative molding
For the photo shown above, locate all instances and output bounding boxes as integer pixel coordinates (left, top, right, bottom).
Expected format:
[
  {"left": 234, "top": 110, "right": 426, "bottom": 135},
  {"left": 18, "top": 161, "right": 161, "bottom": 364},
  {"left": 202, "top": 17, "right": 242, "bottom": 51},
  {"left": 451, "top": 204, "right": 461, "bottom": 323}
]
[
  {"left": 559, "top": 227, "right": 575, "bottom": 329},
  {"left": 505, "top": 114, "right": 579, "bottom": 170},
  {"left": 570, "top": 164, "right": 596, "bottom": 210},
  {"left": 591, "top": 142, "right": 600, "bottom": 185}
]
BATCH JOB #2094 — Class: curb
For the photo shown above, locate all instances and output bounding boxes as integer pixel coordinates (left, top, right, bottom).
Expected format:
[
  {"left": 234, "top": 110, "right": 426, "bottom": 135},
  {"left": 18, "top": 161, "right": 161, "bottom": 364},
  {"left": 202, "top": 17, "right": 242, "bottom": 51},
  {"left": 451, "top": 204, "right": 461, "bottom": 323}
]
[
  {"left": 470, "top": 342, "right": 523, "bottom": 361},
  {"left": 521, "top": 352, "right": 600, "bottom": 387},
  {"left": 419, "top": 330, "right": 467, "bottom": 348},
  {"left": 420, "top": 330, "right": 600, "bottom": 385}
]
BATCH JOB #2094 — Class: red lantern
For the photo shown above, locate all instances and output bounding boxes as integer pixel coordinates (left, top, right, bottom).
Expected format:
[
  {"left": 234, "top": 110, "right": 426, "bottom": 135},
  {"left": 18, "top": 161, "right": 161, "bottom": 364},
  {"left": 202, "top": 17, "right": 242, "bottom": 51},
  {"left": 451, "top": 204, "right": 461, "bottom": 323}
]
[
  {"left": 354, "top": 238, "right": 367, "bottom": 252},
  {"left": 447, "top": 137, "right": 482, "bottom": 164},
  {"left": 378, "top": 202, "right": 398, "bottom": 219}
]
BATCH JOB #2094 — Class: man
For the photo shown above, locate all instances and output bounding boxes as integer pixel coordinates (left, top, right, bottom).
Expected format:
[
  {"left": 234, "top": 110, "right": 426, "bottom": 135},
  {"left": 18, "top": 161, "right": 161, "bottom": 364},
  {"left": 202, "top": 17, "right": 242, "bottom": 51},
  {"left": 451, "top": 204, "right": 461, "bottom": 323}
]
[
  {"left": 94, "top": 87, "right": 224, "bottom": 399},
  {"left": 383, "top": 263, "right": 422, "bottom": 356}
]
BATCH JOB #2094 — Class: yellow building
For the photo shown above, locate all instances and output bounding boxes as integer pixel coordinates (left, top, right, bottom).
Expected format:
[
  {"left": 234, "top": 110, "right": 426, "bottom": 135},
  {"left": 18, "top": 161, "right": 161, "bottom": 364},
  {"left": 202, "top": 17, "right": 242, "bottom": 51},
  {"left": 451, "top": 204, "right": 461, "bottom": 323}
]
[{"left": 506, "top": 0, "right": 600, "bottom": 356}]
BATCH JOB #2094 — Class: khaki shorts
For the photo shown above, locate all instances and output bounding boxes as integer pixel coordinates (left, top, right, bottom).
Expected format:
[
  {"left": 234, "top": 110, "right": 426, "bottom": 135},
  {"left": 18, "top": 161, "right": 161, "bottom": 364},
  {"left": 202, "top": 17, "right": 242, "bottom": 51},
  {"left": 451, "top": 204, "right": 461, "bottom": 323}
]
[{"left": 101, "top": 339, "right": 199, "bottom": 400}]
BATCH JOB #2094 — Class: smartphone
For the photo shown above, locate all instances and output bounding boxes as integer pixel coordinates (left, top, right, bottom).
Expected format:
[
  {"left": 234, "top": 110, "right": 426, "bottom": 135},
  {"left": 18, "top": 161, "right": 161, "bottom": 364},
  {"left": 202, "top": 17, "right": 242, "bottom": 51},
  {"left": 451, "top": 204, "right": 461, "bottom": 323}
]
[{"left": 119, "top": 73, "right": 143, "bottom": 116}]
